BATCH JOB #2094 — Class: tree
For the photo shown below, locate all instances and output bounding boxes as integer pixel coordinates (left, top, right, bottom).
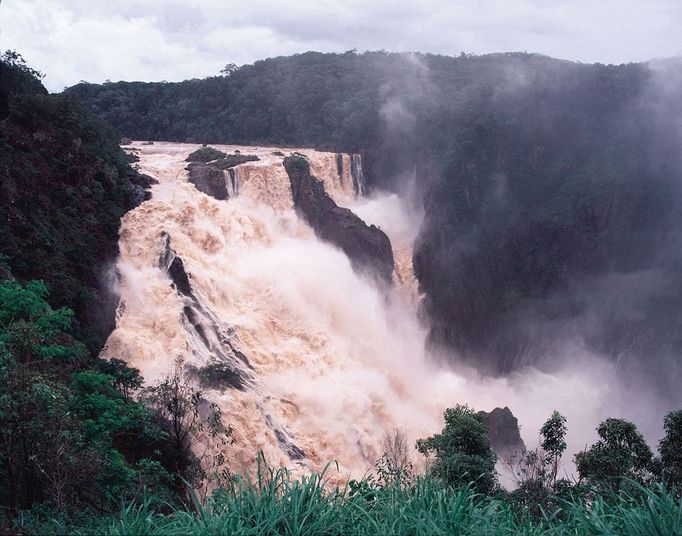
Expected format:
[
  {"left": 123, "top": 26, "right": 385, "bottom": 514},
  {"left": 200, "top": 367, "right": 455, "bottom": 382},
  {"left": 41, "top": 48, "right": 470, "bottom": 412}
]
[
  {"left": 97, "top": 357, "right": 144, "bottom": 402},
  {"left": 540, "top": 410, "right": 567, "bottom": 487},
  {"left": 375, "top": 428, "right": 413, "bottom": 487},
  {"left": 0, "top": 280, "right": 85, "bottom": 365},
  {"left": 416, "top": 404, "right": 497, "bottom": 494},
  {"left": 0, "top": 281, "right": 178, "bottom": 512},
  {"left": 142, "top": 358, "right": 233, "bottom": 492},
  {"left": 575, "top": 418, "right": 653, "bottom": 492},
  {"left": 0, "top": 280, "right": 88, "bottom": 510},
  {"left": 220, "top": 63, "right": 238, "bottom": 77},
  {"left": 506, "top": 411, "right": 567, "bottom": 518},
  {"left": 1, "top": 50, "right": 44, "bottom": 77},
  {"left": 659, "top": 409, "right": 682, "bottom": 489}
]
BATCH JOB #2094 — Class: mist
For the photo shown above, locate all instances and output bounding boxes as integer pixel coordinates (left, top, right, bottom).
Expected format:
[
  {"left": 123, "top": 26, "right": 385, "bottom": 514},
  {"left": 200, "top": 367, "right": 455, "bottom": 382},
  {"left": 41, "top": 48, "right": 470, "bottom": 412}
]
[
  {"left": 97, "top": 138, "right": 678, "bottom": 488},
  {"left": 367, "top": 51, "right": 678, "bottom": 472}
]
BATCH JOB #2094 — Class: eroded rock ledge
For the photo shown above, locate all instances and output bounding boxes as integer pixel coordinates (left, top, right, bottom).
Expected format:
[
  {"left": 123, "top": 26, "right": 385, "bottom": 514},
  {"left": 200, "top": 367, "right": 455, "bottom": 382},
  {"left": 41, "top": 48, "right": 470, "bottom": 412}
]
[
  {"left": 185, "top": 149, "right": 259, "bottom": 201},
  {"left": 283, "top": 155, "right": 394, "bottom": 284}
]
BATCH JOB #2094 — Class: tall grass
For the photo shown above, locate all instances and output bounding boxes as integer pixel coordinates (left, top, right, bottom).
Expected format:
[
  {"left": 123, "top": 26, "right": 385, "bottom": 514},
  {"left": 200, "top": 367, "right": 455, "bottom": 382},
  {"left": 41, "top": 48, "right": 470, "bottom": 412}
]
[{"left": 106, "top": 465, "right": 682, "bottom": 536}]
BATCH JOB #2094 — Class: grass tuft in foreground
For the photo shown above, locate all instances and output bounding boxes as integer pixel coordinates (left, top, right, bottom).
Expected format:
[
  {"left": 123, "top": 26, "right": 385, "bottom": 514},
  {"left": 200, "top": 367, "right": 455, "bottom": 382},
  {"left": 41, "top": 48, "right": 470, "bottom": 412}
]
[{"left": 104, "top": 465, "right": 682, "bottom": 536}]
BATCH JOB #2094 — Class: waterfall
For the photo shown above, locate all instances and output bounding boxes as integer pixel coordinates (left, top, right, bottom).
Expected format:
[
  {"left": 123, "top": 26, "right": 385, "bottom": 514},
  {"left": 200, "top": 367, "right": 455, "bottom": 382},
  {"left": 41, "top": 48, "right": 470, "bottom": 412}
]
[
  {"left": 335, "top": 153, "right": 344, "bottom": 185},
  {"left": 104, "top": 141, "right": 629, "bottom": 482},
  {"left": 227, "top": 168, "right": 239, "bottom": 197},
  {"left": 350, "top": 154, "right": 367, "bottom": 196}
]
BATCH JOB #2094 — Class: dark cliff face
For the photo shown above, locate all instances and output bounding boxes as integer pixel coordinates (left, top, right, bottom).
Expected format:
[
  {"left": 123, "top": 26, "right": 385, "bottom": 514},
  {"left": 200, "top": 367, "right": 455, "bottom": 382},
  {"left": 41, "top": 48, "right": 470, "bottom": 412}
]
[
  {"left": 478, "top": 407, "right": 526, "bottom": 460},
  {"left": 0, "top": 58, "right": 152, "bottom": 352},
  {"left": 414, "top": 60, "right": 682, "bottom": 384},
  {"left": 186, "top": 162, "right": 229, "bottom": 200},
  {"left": 283, "top": 155, "right": 394, "bottom": 284}
]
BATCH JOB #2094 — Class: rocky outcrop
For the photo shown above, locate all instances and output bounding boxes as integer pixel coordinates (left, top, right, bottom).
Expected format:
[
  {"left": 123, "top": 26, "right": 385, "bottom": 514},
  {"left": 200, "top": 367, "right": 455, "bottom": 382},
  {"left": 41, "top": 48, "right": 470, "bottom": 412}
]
[
  {"left": 212, "top": 154, "right": 260, "bottom": 169},
  {"left": 129, "top": 172, "right": 157, "bottom": 205},
  {"left": 186, "top": 162, "right": 229, "bottom": 200},
  {"left": 185, "top": 153, "right": 259, "bottom": 201},
  {"left": 283, "top": 155, "right": 394, "bottom": 283},
  {"left": 478, "top": 407, "right": 525, "bottom": 460},
  {"left": 158, "top": 232, "right": 253, "bottom": 391},
  {"left": 185, "top": 146, "right": 226, "bottom": 162}
]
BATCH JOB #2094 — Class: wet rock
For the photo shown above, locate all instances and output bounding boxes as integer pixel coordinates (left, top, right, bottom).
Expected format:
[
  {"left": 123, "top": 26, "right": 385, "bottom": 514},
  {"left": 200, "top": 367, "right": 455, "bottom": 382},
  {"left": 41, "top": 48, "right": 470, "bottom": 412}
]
[
  {"left": 212, "top": 154, "right": 260, "bottom": 169},
  {"left": 186, "top": 162, "right": 229, "bottom": 200},
  {"left": 129, "top": 171, "right": 157, "bottom": 203},
  {"left": 262, "top": 408, "right": 306, "bottom": 462},
  {"left": 478, "top": 407, "right": 526, "bottom": 460},
  {"left": 283, "top": 155, "right": 394, "bottom": 284},
  {"left": 158, "top": 232, "right": 253, "bottom": 391}
]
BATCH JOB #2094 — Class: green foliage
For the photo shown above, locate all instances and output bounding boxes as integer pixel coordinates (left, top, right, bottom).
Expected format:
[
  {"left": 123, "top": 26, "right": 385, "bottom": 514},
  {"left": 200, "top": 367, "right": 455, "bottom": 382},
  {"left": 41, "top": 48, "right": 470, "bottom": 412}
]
[
  {"left": 0, "top": 279, "right": 85, "bottom": 363},
  {"left": 0, "top": 280, "right": 177, "bottom": 517},
  {"left": 575, "top": 418, "right": 654, "bottom": 492},
  {"left": 185, "top": 146, "right": 227, "bottom": 162},
  {"left": 540, "top": 411, "right": 567, "bottom": 460},
  {"left": 416, "top": 404, "right": 497, "bottom": 494},
  {"left": 0, "top": 280, "right": 96, "bottom": 511},
  {"left": 65, "top": 51, "right": 378, "bottom": 148},
  {"left": 142, "top": 359, "right": 234, "bottom": 489},
  {"left": 540, "top": 410, "right": 567, "bottom": 487},
  {"left": 97, "top": 357, "right": 144, "bottom": 401},
  {"left": 659, "top": 409, "right": 682, "bottom": 489},
  {"left": 1, "top": 53, "right": 142, "bottom": 353},
  {"left": 103, "top": 469, "right": 682, "bottom": 536}
]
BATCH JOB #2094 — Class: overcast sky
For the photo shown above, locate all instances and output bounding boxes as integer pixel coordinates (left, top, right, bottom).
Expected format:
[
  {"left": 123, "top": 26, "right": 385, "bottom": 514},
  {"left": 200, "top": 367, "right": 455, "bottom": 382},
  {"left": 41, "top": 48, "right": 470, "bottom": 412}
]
[{"left": 2, "top": 0, "right": 681, "bottom": 92}]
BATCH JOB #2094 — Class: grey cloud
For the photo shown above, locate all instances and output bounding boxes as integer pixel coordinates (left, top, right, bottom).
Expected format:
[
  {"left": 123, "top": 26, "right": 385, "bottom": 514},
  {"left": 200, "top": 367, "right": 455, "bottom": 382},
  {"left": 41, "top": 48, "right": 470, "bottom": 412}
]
[{"left": 2, "top": 0, "right": 681, "bottom": 91}]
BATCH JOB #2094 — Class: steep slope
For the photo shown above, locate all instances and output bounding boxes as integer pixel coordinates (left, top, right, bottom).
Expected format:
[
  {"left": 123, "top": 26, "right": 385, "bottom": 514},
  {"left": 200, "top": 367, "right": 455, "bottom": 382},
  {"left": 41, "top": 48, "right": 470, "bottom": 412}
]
[
  {"left": 284, "top": 155, "right": 394, "bottom": 283},
  {"left": 413, "top": 59, "right": 682, "bottom": 381},
  {"left": 0, "top": 54, "right": 179, "bottom": 516},
  {"left": 0, "top": 55, "right": 152, "bottom": 350}
]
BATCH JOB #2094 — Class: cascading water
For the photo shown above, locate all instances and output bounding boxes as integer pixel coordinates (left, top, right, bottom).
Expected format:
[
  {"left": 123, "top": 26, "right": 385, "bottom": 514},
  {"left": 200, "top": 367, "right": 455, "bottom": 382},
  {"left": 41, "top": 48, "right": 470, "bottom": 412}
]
[
  {"left": 350, "top": 154, "right": 367, "bottom": 196},
  {"left": 104, "top": 141, "right": 647, "bottom": 482},
  {"left": 227, "top": 168, "right": 239, "bottom": 197}
]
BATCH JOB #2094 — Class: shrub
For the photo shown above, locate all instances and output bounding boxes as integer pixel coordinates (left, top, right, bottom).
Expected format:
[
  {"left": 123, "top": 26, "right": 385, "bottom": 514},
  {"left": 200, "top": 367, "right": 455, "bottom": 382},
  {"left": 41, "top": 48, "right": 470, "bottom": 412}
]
[
  {"left": 212, "top": 154, "right": 260, "bottom": 169},
  {"left": 185, "top": 146, "right": 227, "bottom": 162}
]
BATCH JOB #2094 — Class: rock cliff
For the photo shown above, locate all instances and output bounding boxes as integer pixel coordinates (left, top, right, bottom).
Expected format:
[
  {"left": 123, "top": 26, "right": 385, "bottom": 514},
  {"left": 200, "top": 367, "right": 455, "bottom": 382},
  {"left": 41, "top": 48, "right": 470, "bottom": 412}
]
[{"left": 284, "top": 155, "right": 394, "bottom": 283}]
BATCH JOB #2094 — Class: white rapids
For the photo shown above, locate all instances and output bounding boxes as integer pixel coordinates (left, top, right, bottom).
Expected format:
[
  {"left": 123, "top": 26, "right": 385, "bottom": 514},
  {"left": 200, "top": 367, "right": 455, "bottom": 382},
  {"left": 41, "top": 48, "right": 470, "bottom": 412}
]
[{"left": 103, "top": 141, "right": 633, "bottom": 483}]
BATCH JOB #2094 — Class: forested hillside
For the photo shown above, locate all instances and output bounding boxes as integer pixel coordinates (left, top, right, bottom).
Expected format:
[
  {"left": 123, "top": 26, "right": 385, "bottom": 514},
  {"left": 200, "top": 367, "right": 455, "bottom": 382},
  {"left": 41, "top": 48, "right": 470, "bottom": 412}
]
[
  {"left": 2, "top": 47, "right": 682, "bottom": 534},
  {"left": 68, "top": 52, "right": 682, "bottom": 386},
  {"left": 0, "top": 53, "right": 193, "bottom": 519},
  {"left": 1, "top": 52, "right": 153, "bottom": 351}
]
